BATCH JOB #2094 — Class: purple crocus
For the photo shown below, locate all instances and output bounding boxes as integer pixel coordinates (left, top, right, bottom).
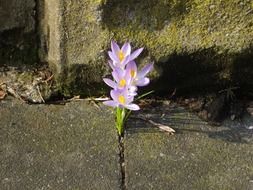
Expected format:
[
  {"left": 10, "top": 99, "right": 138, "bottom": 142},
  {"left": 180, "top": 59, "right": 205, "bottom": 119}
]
[
  {"left": 103, "top": 89, "right": 140, "bottom": 110},
  {"left": 126, "top": 61, "right": 154, "bottom": 87},
  {"left": 108, "top": 41, "right": 144, "bottom": 69},
  {"left": 103, "top": 41, "right": 154, "bottom": 135},
  {"left": 103, "top": 66, "right": 138, "bottom": 96},
  {"left": 103, "top": 67, "right": 131, "bottom": 89},
  {"left": 103, "top": 41, "right": 153, "bottom": 112}
]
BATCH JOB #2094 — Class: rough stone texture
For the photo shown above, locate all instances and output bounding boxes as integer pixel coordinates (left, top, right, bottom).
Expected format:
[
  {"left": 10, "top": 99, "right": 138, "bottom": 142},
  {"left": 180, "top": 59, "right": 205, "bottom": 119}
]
[
  {"left": 0, "top": 0, "right": 37, "bottom": 66},
  {"left": 125, "top": 102, "right": 253, "bottom": 189},
  {"left": 59, "top": 0, "right": 109, "bottom": 96},
  {"left": 38, "top": 0, "right": 62, "bottom": 70},
  {"left": 39, "top": 0, "right": 253, "bottom": 96},
  {"left": 39, "top": 0, "right": 109, "bottom": 96},
  {"left": 104, "top": 0, "right": 253, "bottom": 57},
  {"left": 0, "top": 0, "right": 35, "bottom": 32},
  {"left": 0, "top": 98, "right": 120, "bottom": 189}
]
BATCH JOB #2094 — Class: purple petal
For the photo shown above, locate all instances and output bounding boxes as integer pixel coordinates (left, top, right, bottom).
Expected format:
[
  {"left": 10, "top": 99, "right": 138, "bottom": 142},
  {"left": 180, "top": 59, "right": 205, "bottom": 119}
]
[
  {"left": 125, "top": 91, "right": 135, "bottom": 103},
  {"left": 121, "top": 42, "right": 131, "bottom": 56},
  {"left": 137, "top": 63, "right": 154, "bottom": 79},
  {"left": 103, "top": 100, "right": 118, "bottom": 107},
  {"left": 136, "top": 77, "right": 150, "bottom": 86},
  {"left": 124, "top": 69, "right": 132, "bottom": 85},
  {"left": 129, "top": 48, "right": 144, "bottom": 61},
  {"left": 111, "top": 41, "right": 120, "bottom": 55},
  {"left": 120, "top": 55, "right": 130, "bottom": 67},
  {"left": 129, "top": 85, "right": 137, "bottom": 93},
  {"left": 126, "top": 60, "right": 137, "bottom": 70},
  {"left": 110, "top": 89, "right": 120, "bottom": 102},
  {"left": 108, "top": 51, "right": 120, "bottom": 63},
  {"left": 126, "top": 61, "right": 137, "bottom": 78},
  {"left": 128, "top": 90, "right": 137, "bottom": 96},
  {"left": 113, "top": 67, "right": 125, "bottom": 81},
  {"left": 128, "top": 86, "right": 138, "bottom": 96},
  {"left": 108, "top": 60, "right": 115, "bottom": 69},
  {"left": 125, "top": 103, "right": 140, "bottom": 111},
  {"left": 112, "top": 70, "right": 120, "bottom": 83},
  {"left": 103, "top": 78, "right": 116, "bottom": 88}
]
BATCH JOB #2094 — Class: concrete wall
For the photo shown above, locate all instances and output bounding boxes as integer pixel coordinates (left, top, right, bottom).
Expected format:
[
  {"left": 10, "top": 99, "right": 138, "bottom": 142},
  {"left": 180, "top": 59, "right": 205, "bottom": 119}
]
[
  {"left": 38, "top": 0, "right": 62, "bottom": 70},
  {"left": 38, "top": 0, "right": 253, "bottom": 96},
  {"left": 0, "top": 0, "right": 35, "bottom": 32},
  {"left": 0, "top": 0, "right": 37, "bottom": 65},
  {"left": 1, "top": 0, "right": 253, "bottom": 96}
]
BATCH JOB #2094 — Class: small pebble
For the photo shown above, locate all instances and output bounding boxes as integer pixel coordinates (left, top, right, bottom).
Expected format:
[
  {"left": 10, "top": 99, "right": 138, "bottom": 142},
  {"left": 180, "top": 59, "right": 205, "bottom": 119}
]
[{"left": 247, "top": 126, "right": 253, "bottom": 130}]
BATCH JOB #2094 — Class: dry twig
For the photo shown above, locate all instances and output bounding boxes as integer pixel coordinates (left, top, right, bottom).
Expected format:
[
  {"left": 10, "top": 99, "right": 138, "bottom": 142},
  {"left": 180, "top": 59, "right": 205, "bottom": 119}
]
[
  {"left": 6, "top": 86, "right": 26, "bottom": 103},
  {"left": 147, "top": 119, "right": 176, "bottom": 134},
  {"left": 131, "top": 115, "right": 175, "bottom": 135},
  {"left": 42, "top": 74, "right": 54, "bottom": 83}
]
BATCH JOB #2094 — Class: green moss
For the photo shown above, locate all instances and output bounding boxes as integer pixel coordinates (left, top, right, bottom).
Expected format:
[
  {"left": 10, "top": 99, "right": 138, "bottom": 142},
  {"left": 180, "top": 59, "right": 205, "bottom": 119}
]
[
  {"left": 57, "top": 63, "right": 108, "bottom": 97},
  {"left": 63, "top": 0, "right": 109, "bottom": 63},
  {"left": 59, "top": 0, "right": 253, "bottom": 96},
  {"left": 103, "top": 0, "right": 252, "bottom": 59},
  {"left": 18, "top": 72, "right": 33, "bottom": 83}
]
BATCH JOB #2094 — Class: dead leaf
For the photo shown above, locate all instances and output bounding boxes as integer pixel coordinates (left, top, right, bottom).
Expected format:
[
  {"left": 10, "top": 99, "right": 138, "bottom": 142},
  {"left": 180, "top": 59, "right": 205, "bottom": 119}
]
[
  {"left": 148, "top": 119, "right": 176, "bottom": 135},
  {"left": 131, "top": 115, "right": 176, "bottom": 135},
  {"left": 70, "top": 95, "right": 81, "bottom": 100},
  {"left": 0, "top": 90, "right": 6, "bottom": 100}
]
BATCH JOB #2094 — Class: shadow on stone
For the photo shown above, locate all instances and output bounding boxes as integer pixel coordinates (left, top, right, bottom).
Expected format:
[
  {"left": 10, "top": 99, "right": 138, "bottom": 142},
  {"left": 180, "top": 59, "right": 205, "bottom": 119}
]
[
  {"left": 208, "top": 128, "right": 252, "bottom": 144},
  {"left": 150, "top": 48, "right": 225, "bottom": 95},
  {"left": 127, "top": 103, "right": 253, "bottom": 144},
  {"left": 231, "top": 44, "right": 253, "bottom": 97},
  {"left": 125, "top": 103, "right": 253, "bottom": 189},
  {"left": 150, "top": 46, "right": 253, "bottom": 96},
  {"left": 0, "top": 28, "right": 37, "bottom": 66},
  {"left": 59, "top": 63, "right": 109, "bottom": 97}
]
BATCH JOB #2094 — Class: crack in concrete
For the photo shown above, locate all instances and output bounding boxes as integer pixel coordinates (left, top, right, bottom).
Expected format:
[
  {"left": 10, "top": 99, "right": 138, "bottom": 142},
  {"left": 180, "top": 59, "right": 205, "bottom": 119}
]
[{"left": 118, "top": 136, "right": 126, "bottom": 190}]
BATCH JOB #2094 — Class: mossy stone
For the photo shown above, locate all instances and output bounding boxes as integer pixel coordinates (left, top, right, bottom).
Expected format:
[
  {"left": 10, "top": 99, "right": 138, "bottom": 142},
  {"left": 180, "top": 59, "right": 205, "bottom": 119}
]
[{"left": 57, "top": 0, "right": 253, "bottom": 96}]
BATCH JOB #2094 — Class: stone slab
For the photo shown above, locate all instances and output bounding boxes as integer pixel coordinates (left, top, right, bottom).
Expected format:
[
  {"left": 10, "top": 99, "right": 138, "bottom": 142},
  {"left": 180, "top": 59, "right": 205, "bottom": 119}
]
[
  {"left": 0, "top": 0, "right": 37, "bottom": 65},
  {"left": 0, "top": 0, "right": 35, "bottom": 32},
  {"left": 0, "top": 98, "right": 120, "bottom": 189},
  {"left": 125, "top": 102, "right": 253, "bottom": 190},
  {"left": 38, "top": 0, "right": 253, "bottom": 96}
]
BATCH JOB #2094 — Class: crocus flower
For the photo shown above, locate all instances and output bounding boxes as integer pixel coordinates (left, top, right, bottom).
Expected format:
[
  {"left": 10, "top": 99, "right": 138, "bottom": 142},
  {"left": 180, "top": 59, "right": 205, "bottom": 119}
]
[
  {"left": 103, "top": 67, "right": 130, "bottom": 88},
  {"left": 103, "top": 67, "right": 137, "bottom": 96},
  {"left": 108, "top": 41, "right": 144, "bottom": 69},
  {"left": 103, "top": 89, "right": 140, "bottom": 111},
  {"left": 127, "top": 61, "right": 154, "bottom": 87},
  {"left": 103, "top": 40, "right": 153, "bottom": 136}
]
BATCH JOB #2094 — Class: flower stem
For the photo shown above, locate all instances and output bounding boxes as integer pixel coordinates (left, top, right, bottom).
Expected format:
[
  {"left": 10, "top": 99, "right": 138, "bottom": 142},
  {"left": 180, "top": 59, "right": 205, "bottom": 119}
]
[
  {"left": 124, "top": 90, "right": 154, "bottom": 122},
  {"left": 116, "top": 107, "right": 125, "bottom": 136},
  {"left": 135, "top": 90, "right": 154, "bottom": 101}
]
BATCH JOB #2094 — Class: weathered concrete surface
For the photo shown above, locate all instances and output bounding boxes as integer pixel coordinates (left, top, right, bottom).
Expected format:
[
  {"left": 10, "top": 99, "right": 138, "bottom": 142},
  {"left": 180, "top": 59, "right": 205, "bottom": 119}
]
[
  {"left": 125, "top": 102, "right": 253, "bottom": 189},
  {"left": 0, "top": 0, "right": 37, "bottom": 65},
  {"left": 0, "top": 0, "right": 35, "bottom": 32},
  {"left": 0, "top": 98, "right": 120, "bottom": 189},
  {"left": 38, "top": 0, "right": 62, "bottom": 71},
  {"left": 58, "top": 0, "right": 109, "bottom": 96},
  {"left": 39, "top": 0, "right": 109, "bottom": 96},
  {"left": 39, "top": 0, "right": 253, "bottom": 96}
]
